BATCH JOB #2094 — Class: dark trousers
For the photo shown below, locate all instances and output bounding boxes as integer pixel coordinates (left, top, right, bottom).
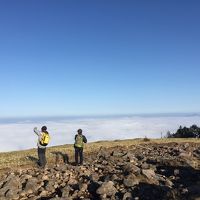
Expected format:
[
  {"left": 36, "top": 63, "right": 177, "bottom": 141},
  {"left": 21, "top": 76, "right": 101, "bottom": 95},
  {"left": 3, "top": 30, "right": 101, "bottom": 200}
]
[
  {"left": 75, "top": 147, "right": 83, "bottom": 165},
  {"left": 38, "top": 147, "right": 46, "bottom": 167}
]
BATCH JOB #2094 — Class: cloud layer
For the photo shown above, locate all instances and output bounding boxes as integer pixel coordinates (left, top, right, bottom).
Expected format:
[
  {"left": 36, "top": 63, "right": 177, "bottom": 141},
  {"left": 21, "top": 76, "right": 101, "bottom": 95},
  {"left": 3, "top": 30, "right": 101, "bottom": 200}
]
[{"left": 0, "top": 115, "right": 200, "bottom": 152}]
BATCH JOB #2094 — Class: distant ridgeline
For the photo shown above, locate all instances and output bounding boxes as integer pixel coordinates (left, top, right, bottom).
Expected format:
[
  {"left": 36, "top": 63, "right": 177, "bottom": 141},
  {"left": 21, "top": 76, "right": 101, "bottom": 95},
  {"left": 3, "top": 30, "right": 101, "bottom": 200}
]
[{"left": 167, "top": 124, "right": 200, "bottom": 138}]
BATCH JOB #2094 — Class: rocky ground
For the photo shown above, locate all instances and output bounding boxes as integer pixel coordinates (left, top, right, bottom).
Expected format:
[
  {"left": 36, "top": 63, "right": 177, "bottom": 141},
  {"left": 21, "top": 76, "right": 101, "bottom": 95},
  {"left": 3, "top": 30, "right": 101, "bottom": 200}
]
[{"left": 0, "top": 142, "right": 200, "bottom": 200}]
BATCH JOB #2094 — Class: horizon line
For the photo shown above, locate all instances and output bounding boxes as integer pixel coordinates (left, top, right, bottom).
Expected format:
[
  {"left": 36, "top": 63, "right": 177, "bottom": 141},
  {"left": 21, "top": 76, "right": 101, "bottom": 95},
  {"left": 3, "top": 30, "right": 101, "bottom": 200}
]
[{"left": 0, "top": 111, "right": 200, "bottom": 119}]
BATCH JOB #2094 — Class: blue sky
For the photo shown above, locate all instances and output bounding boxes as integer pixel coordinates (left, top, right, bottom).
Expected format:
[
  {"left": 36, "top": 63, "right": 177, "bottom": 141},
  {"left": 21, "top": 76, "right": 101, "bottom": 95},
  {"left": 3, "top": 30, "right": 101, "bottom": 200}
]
[{"left": 0, "top": 0, "right": 200, "bottom": 117}]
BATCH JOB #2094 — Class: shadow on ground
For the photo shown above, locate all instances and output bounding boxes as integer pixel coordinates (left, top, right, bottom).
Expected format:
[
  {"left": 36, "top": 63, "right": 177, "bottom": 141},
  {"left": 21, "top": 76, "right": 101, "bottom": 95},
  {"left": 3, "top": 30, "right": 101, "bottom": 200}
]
[{"left": 51, "top": 151, "right": 69, "bottom": 164}]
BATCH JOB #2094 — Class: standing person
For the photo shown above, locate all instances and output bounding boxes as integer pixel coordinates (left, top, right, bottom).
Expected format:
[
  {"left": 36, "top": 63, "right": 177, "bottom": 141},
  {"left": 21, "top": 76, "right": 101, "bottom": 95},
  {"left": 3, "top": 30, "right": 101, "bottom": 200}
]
[
  {"left": 34, "top": 126, "right": 50, "bottom": 168},
  {"left": 74, "top": 129, "right": 87, "bottom": 165}
]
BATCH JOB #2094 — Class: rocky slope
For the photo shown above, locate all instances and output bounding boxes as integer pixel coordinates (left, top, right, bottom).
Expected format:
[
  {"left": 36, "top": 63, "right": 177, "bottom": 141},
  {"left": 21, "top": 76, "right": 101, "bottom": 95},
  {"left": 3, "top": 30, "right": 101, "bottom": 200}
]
[{"left": 0, "top": 142, "right": 200, "bottom": 200}]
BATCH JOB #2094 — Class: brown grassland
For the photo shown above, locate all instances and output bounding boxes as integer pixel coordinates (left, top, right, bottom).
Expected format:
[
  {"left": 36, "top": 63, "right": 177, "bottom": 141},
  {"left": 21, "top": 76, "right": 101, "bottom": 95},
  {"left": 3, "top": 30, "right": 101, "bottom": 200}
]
[{"left": 0, "top": 138, "right": 199, "bottom": 174}]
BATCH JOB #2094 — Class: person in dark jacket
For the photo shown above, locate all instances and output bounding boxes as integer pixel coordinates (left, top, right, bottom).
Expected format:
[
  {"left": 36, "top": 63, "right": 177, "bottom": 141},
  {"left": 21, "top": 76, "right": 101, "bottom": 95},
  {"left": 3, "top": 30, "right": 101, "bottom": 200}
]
[{"left": 74, "top": 129, "right": 87, "bottom": 165}]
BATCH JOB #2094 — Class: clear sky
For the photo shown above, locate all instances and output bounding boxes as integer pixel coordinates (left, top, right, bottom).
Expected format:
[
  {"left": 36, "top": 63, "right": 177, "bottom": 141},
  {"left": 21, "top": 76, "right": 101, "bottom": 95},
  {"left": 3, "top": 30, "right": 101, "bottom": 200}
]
[{"left": 0, "top": 0, "right": 200, "bottom": 117}]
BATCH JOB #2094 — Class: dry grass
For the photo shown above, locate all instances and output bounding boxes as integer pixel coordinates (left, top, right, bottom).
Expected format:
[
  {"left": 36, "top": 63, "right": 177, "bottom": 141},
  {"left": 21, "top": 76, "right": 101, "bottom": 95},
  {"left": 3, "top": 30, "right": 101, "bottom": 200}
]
[{"left": 0, "top": 138, "right": 199, "bottom": 173}]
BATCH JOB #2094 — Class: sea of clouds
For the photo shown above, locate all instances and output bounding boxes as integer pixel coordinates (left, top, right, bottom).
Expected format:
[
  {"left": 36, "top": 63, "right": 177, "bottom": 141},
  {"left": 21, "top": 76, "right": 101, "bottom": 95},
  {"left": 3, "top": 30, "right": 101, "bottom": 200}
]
[{"left": 0, "top": 114, "right": 200, "bottom": 152}]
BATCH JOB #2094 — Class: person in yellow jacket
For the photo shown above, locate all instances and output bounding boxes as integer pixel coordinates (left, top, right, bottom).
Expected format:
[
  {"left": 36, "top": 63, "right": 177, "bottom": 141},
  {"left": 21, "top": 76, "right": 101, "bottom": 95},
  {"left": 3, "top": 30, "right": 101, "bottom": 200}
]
[
  {"left": 74, "top": 129, "right": 87, "bottom": 165},
  {"left": 34, "top": 126, "right": 50, "bottom": 168}
]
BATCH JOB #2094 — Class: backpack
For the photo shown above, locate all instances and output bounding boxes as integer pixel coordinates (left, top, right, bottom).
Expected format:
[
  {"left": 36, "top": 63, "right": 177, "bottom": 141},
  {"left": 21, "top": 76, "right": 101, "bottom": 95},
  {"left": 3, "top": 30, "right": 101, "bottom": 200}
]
[
  {"left": 74, "top": 134, "right": 83, "bottom": 148},
  {"left": 40, "top": 132, "right": 50, "bottom": 146}
]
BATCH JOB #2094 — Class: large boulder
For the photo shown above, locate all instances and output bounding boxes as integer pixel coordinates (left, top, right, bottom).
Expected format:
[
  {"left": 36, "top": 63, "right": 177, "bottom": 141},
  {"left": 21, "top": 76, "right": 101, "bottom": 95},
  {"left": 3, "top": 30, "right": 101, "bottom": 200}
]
[
  {"left": 123, "top": 174, "right": 139, "bottom": 187},
  {"left": 0, "top": 175, "right": 21, "bottom": 198},
  {"left": 96, "top": 181, "right": 117, "bottom": 197}
]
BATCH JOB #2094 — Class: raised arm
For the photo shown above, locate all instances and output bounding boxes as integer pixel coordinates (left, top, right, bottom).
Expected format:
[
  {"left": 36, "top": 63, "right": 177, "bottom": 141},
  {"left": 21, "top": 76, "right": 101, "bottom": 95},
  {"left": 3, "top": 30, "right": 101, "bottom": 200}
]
[{"left": 34, "top": 127, "right": 40, "bottom": 136}]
